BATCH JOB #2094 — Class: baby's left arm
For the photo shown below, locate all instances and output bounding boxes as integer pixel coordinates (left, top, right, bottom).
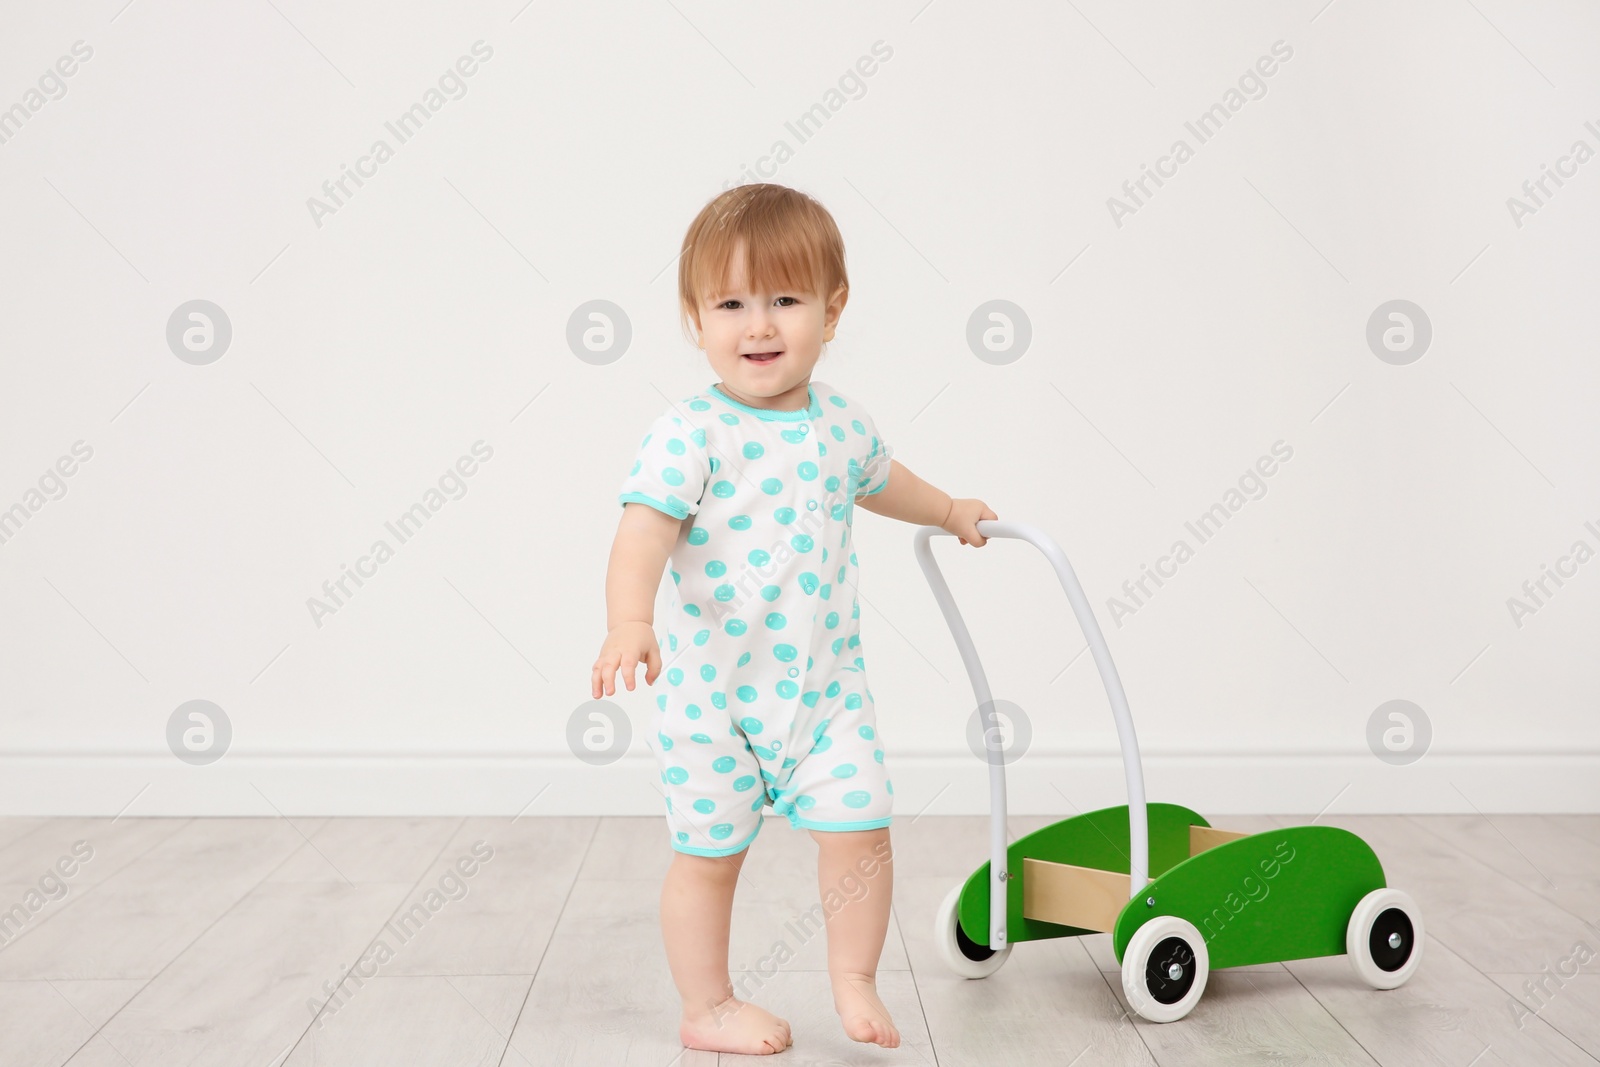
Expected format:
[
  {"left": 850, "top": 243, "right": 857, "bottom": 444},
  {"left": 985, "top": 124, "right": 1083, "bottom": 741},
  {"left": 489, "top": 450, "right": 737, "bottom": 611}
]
[{"left": 854, "top": 459, "right": 999, "bottom": 547}]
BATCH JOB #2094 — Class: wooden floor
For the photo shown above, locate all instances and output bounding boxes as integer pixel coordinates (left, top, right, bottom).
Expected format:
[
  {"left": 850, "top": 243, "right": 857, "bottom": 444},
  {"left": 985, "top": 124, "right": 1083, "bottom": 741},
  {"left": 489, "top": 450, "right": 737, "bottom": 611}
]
[{"left": 1, "top": 811, "right": 1597, "bottom": 1066}]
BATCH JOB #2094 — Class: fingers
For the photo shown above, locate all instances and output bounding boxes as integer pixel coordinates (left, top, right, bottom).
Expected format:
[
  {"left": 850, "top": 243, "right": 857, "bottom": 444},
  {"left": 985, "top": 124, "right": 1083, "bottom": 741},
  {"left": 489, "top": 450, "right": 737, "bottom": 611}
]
[
  {"left": 621, "top": 653, "right": 639, "bottom": 691},
  {"left": 645, "top": 643, "right": 662, "bottom": 685}
]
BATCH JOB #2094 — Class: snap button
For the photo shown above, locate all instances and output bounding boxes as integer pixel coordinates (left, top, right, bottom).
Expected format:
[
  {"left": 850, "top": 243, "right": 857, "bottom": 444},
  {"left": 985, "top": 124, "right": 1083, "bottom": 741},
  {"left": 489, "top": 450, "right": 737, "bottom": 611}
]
[
  {"left": 807, "top": 500, "right": 817, "bottom": 510},
  {"left": 799, "top": 425, "right": 809, "bottom": 435},
  {"left": 772, "top": 739, "right": 782, "bottom": 750},
  {"left": 787, "top": 666, "right": 799, "bottom": 678}
]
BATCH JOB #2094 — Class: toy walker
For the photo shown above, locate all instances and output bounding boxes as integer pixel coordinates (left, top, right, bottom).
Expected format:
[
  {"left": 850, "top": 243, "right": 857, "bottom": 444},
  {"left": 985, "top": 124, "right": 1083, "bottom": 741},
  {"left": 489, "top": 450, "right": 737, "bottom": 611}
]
[{"left": 914, "top": 521, "right": 1423, "bottom": 1022}]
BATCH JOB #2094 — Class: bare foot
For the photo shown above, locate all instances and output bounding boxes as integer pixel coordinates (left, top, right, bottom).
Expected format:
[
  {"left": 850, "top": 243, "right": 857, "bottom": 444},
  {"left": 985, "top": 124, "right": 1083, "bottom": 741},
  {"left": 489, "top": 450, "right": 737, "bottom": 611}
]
[
  {"left": 831, "top": 972, "right": 900, "bottom": 1047},
  {"left": 680, "top": 994, "right": 793, "bottom": 1055}
]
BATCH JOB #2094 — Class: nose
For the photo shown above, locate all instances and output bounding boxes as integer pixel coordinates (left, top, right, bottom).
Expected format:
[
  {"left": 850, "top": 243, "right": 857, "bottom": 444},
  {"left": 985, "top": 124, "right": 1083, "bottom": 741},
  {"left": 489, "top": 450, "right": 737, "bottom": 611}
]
[{"left": 745, "top": 303, "right": 775, "bottom": 338}]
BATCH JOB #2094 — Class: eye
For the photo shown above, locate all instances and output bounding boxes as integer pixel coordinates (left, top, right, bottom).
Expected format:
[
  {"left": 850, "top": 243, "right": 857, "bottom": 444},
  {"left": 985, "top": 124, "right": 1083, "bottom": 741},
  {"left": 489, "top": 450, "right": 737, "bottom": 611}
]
[
  {"left": 774, "top": 296, "right": 798, "bottom": 307},
  {"left": 718, "top": 299, "right": 742, "bottom": 310}
]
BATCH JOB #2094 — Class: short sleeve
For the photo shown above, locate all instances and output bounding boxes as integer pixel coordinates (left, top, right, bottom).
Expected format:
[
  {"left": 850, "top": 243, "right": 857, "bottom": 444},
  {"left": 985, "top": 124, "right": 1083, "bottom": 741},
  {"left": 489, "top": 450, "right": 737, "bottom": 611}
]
[
  {"left": 618, "top": 410, "right": 711, "bottom": 520},
  {"left": 851, "top": 409, "right": 894, "bottom": 498}
]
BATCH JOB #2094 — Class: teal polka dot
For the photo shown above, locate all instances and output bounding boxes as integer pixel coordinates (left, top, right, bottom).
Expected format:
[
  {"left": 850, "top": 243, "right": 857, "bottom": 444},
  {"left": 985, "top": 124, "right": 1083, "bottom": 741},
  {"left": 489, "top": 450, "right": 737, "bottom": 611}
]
[
  {"left": 711, "top": 691, "right": 726, "bottom": 709},
  {"left": 709, "top": 823, "right": 735, "bottom": 840},
  {"left": 825, "top": 475, "right": 841, "bottom": 491},
  {"left": 748, "top": 549, "right": 771, "bottom": 567},
  {"left": 739, "top": 716, "right": 764, "bottom": 734},
  {"left": 796, "top": 794, "right": 817, "bottom": 810},
  {"left": 760, "top": 478, "right": 783, "bottom": 494},
  {"left": 719, "top": 412, "right": 739, "bottom": 425},
  {"left": 832, "top": 763, "right": 857, "bottom": 778},
  {"left": 688, "top": 527, "right": 709, "bottom": 545},
  {"left": 859, "top": 724, "right": 875, "bottom": 739},
  {"left": 842, "top": 790, "right": 872, "bottom": 809},
  {"left": 825, "top": 612, "right": 839, "bottom": 629},
  {"left": 657, "top": 732, "right": 672, "bottom": 750},
  {"left": 760, "top": 585, "right": 782, "bottom": 602},
  {"left": 700, "top": 664, "right": 717, "bottom": 682},
  {"left": 753, "top": 743, "right": 777, "bottom": 760},
  {"left": 665, "top": 766, "right": 689, "bottom": 784},
  {"left": 773, "top": 644, "right": 797, "bottom": 662},
  {"left": 852, "top": 418, "right": 866, "bottom": 434},
  {"left": 797, "top": 461, "right": 818, "bottom": 480},
  {"left": 831, "top": 425, "right": 846, "bottom": 441},
  {"left": 666, "top": 438, "right": 686, "bottom": 455},
  {"left": 693, "top": 798, "right": 716, "bottom": 814},
  {"left": 846, "top": 693, "right": 862, "bottom": 710},
  {"left": 736, "top": 651, "right": 751, "bottom": 667},
  {"left": 812, "top": 735, "right": 833, "bottom": 753},
  {"left": 776, "top": 680, "right": 798, "bottom": 699},
  {"left": 775, "top": 507, "right": 796, "bottom": 523},
  {"left": 725, "top": 619, "right": 747, "bottom": 636},
  {"left": 683, "top": 603, "right": 701, "bottom": 617},
  {"left": 712, "top": 480, "right": 735, "bottom": 498},
  {"left": 791, "top": 535, "right": 813, "bottom": 553},
  {"left": 704, "top": 560, "right": 725, "bottom": 578},
  {"left": 689, "top": 399, "right": 711, "bottom": 411},
  {"left": 733, "top": 775, "right": 756, "bottom": 792},
  {"left": 712, "top": 756, "right": 737, "bottom": 773},
  {"left": 743, "top": 441, "right": 765, "bottom": 460},
  {"left": 686, "top": 703, "right": 702, "bottom": 719},
  {"left": 887, "top": 780, "right": 894, "bottom": 795},
  {"left": 693, "top": 629, "right": 711, "bottom": 646},
  {"left": 730, "top": 515, "right": 752, "bottom": 530},
  {"left": 736, "top": 686, "right": 759, "bottom": 703},
  {"left": 714, "top": 584, "right": 735, "bottom": 601},
  {"left": 691, "top": 733, "right": 712, "bottom": 744},
  {"left": 825, "top": 681, "right": 841, "bottom": 698},
  {"left": 677, "top": 830, "right": 690, "bottom": 843},
  {"left": 798, "top": 572, "right": 819, "bottom": 594},
  {"left": 765, "top": 612, "right": 787, "bottom": 630},
  {"left": 662, "top": 467, "right": 684, "bottom": 486},
  {"left": 666, "top": 668, "right": 683, "bottom": 685},
  {"left": 874, "top": 748, "right": 884, "bottom": 762}
]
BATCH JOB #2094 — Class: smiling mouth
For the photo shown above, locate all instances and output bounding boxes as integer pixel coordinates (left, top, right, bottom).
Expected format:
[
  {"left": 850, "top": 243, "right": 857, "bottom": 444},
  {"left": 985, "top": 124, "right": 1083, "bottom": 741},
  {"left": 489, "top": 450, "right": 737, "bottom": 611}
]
[{"left": 743, "top": 351, "right": 783, "bottom": 363}]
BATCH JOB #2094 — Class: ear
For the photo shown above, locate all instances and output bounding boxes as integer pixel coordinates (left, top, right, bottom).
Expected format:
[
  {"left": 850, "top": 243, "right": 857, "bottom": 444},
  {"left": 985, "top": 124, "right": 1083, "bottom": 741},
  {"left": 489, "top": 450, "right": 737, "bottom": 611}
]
[{"left": 821, "top": 283, "right": 848, "bottom": 342}]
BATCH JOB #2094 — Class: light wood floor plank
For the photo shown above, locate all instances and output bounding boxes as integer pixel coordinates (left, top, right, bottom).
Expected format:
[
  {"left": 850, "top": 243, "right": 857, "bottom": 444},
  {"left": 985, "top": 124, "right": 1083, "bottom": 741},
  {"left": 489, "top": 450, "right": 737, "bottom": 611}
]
[
  {"left": 1408, "top": 813, "right": 1600, "bottom": 924},
  {"left": 74, "top": 879, "right": 414, "bottom": 1066},
  {"left": 0, "top": 818, "right": 319, "bottom": 981},
  {"left": 375, "top": 816, "right": 597, "bottom": 977},
  {"left": 283, "top": 974, "right": 533, "bottom": 1067},
  {"left": 1483, "top": 971, "right": 1600, "bottom": 1060},
  {"left": 1283, "top": 937, "right": 1599, "bottom": 1066}
]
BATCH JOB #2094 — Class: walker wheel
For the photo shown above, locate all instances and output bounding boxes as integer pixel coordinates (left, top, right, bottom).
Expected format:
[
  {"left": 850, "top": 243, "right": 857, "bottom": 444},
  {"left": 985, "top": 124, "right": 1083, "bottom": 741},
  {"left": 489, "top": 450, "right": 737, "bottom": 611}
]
[
  {"left": 1346, "top": 888, "right": 1423, "bottom": 989},
  {"left": 933, "top": 883, "right": 1012, "bottom": 979},
  {"left": 1121, "top": 915, "right": 1209, "bottom": 1022}
]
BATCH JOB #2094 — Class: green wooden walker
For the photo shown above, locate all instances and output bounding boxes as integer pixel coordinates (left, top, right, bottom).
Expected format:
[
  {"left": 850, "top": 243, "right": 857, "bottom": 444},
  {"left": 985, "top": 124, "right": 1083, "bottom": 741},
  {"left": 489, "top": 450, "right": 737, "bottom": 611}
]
[{"left": 914, "top": 521, "right": 1424, "bottom": 1023}]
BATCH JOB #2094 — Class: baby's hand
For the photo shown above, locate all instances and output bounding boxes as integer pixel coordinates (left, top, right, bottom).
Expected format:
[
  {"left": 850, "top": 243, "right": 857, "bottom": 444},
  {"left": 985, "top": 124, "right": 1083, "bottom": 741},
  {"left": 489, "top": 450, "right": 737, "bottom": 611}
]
[
  {"left": 942, "top": 498, "right": 999, "bottom": 547},
  {"left": 592, "top": 621, "right": 662, "bottom": 698}
]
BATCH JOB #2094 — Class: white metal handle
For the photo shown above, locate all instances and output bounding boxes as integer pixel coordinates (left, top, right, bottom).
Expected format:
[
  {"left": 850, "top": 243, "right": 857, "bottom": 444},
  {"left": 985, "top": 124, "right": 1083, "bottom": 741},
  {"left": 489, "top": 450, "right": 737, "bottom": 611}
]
[{"left": 912, "top": 520, "right": 1150, "bottom": 949}]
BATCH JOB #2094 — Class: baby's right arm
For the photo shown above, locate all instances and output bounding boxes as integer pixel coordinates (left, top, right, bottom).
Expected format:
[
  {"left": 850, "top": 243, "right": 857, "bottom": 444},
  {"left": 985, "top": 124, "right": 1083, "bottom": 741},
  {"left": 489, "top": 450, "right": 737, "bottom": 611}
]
[{"left": 591, "top": 501, "right": 683, "bottom": 698}]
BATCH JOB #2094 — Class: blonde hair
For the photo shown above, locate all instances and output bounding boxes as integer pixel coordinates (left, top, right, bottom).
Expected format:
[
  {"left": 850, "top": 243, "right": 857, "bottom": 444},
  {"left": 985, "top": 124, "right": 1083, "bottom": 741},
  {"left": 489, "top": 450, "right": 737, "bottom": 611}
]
[{"left": 678, "top": 183, "right": 848, "bottom": 346}]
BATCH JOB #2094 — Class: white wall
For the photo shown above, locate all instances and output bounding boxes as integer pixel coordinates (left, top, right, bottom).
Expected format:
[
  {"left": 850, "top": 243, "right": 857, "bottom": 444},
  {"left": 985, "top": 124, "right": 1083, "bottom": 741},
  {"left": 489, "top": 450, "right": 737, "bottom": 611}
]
[{"left": 1, "top": 1, "right": 1596, "bottom": 817}]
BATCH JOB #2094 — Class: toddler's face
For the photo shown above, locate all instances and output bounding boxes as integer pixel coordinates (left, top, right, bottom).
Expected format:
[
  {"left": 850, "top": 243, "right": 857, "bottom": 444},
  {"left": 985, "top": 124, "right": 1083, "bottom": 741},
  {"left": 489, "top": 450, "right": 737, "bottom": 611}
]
[{"left": 693, "top": 247, "right": 846, "bottom": 404}]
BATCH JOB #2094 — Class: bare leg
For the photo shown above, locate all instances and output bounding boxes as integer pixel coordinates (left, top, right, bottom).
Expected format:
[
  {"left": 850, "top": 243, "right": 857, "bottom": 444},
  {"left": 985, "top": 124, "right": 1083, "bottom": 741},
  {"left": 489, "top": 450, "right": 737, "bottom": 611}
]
[
  {"left": 661, "top": 846, "right": 793, "bottom": 1055},
  {"left": 809, "top": 826, "right": 901, "bottom": 1048}
]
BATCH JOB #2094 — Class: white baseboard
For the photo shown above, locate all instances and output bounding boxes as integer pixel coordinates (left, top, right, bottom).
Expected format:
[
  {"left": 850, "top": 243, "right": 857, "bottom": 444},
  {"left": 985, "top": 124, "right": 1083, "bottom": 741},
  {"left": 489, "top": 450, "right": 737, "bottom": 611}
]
[{"left": 2, "top": 754, "right": 1597, "bottom": 816}]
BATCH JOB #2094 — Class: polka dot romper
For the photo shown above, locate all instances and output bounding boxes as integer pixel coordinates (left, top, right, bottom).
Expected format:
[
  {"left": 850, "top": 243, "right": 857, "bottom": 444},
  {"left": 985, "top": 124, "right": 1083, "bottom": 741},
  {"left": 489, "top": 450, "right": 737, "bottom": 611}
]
[{"left": 618, "top": 380, "right": 895, "bottom": 856}]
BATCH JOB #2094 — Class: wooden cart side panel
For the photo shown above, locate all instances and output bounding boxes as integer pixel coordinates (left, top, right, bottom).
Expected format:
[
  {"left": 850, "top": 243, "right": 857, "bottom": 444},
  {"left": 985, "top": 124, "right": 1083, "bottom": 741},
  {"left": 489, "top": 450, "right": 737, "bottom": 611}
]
[{"left": 958, "top": 802, "right": 1211, "bottom": 946}]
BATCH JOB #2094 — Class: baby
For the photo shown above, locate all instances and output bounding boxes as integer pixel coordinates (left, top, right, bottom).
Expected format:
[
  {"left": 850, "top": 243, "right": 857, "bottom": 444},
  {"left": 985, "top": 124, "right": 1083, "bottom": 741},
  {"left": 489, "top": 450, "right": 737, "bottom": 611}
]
[{"left": 592, "top": 182, "right": 997, "bottom": 1056}]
